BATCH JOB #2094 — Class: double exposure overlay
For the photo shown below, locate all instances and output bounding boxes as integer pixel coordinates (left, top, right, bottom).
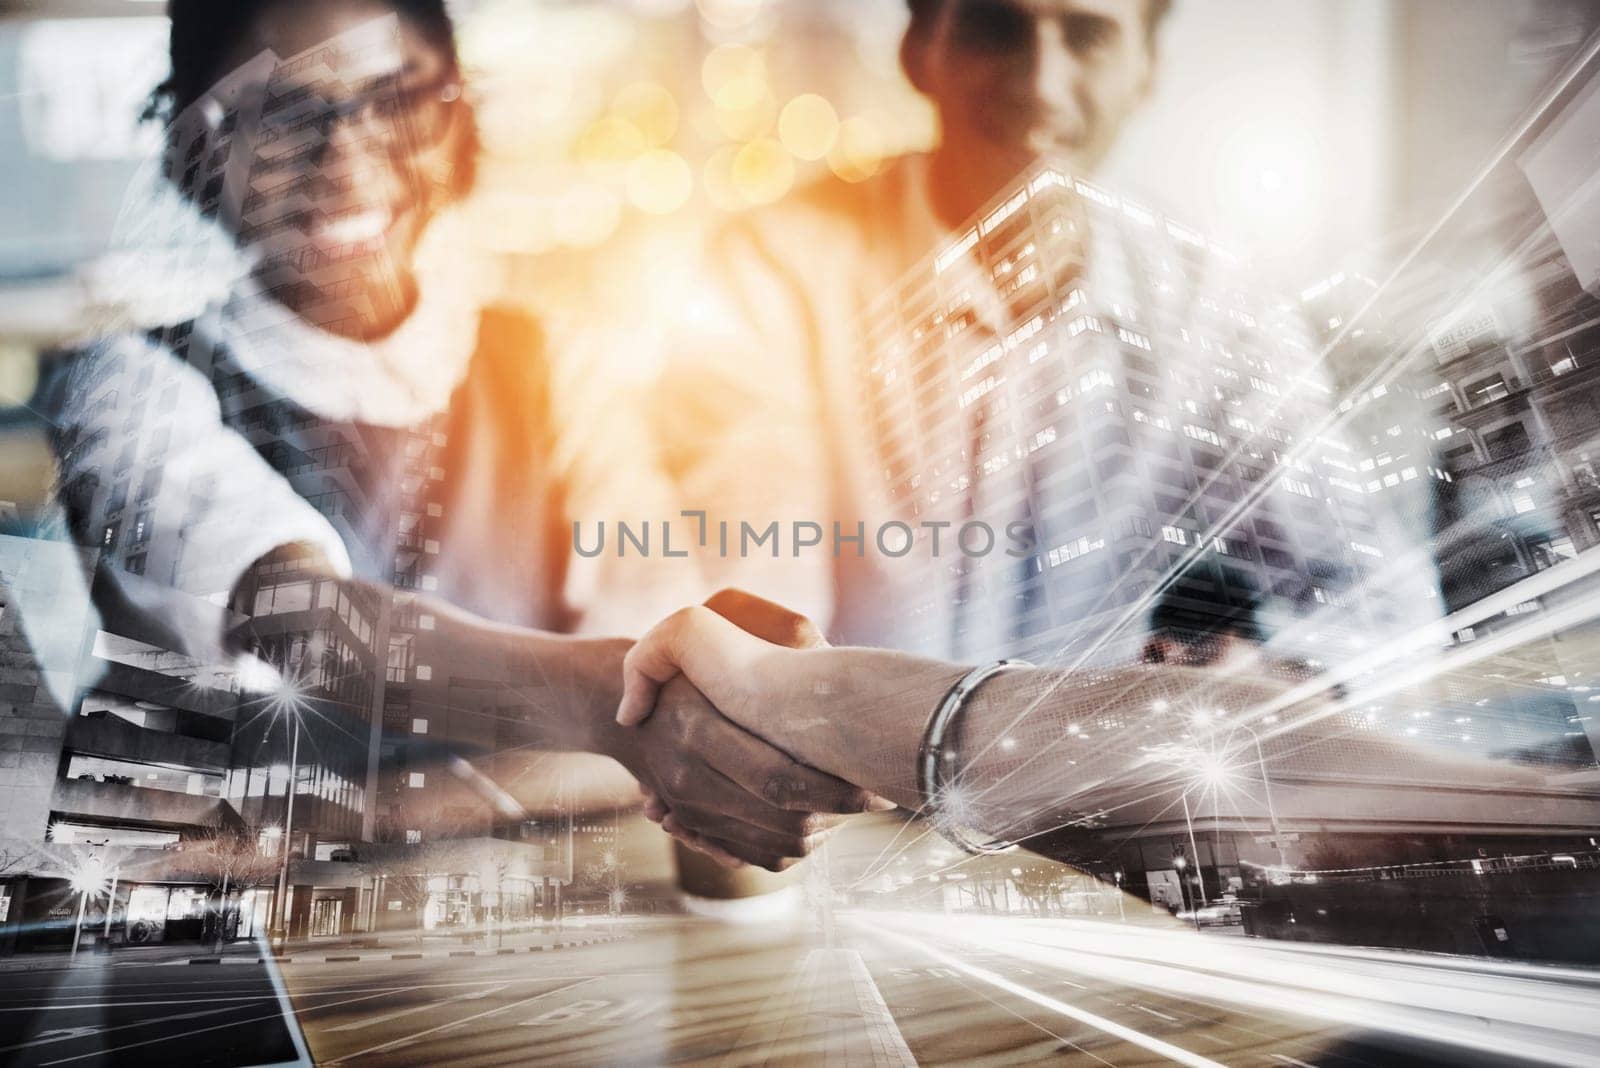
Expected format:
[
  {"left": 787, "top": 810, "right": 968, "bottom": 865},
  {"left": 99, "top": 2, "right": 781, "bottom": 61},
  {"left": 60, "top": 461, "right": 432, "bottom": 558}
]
[{"left": 1, "top": 1, "right": 1600, "bottom": 1066}]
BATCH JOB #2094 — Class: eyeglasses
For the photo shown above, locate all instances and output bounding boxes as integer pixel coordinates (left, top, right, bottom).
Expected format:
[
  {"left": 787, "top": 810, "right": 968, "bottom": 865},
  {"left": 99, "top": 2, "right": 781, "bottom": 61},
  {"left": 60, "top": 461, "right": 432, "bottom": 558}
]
[{"left": 255, "top": 72, "right": 463, "bottom": 171}]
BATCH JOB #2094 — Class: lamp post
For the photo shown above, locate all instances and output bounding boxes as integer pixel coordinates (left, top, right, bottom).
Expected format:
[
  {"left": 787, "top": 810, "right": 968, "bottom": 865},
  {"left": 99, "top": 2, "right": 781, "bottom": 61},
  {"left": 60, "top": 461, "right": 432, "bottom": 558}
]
[
  {"left": 1232, "top": 723, "right": 1288, "bottom": 872},
  {"left": 1172, "top": 854, "right": 1201, "bottom": 932},
  {"left": 68, "top": 856, "right": 107, "bottom": 959},
  {"left": 1179, "top": 791, "right": 1208, "bottom": 910},
  {"left": 271, "top": 712, "right": 302, "bottom": 947},
  {"left": 102, "top": 867, "right": 119, "bottom": 944}
]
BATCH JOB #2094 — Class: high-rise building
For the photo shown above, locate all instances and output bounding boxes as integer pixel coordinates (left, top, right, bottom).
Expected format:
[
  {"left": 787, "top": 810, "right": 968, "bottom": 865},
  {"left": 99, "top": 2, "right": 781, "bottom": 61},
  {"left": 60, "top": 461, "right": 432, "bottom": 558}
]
[{"left": 858, "top": 163, "right": 1436, "bottom": 671}]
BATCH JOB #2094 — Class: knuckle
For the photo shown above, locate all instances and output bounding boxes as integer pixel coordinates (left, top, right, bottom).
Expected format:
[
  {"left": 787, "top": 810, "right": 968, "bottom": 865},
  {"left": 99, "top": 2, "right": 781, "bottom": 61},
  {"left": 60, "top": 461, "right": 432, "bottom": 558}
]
[
  {"left": 759, "top": 774, "right": 795, "bottom": 808},
  {"left": 662, "top": 764, "right": 694, "bottom": 798}
]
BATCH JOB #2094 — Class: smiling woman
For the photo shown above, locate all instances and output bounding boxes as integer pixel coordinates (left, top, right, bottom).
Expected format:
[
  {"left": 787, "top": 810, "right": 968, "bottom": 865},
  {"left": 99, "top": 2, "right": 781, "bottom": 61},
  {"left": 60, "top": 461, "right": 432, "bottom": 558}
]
[
  {"left": 30, "top": 0, "right": 866, "bottom": 881},
  {"left": 146, "top": 0, "right": 479, "bottom": 342}
]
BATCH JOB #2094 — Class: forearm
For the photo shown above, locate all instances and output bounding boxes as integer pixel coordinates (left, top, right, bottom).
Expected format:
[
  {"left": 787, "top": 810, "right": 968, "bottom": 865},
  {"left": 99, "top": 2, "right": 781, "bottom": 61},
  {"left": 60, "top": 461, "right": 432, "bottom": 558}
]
[
  {"left": 229, "top": 561, "right": 631, "bottom": 758},
  {"left": 731, "top": 651, "right": 1265, "bottom": 841},
  {"left": 727, "top": 646, "right": 967, "bottom": 809},
  {"left": 410, "top": 590, "right": 632, "bottom": 754}
]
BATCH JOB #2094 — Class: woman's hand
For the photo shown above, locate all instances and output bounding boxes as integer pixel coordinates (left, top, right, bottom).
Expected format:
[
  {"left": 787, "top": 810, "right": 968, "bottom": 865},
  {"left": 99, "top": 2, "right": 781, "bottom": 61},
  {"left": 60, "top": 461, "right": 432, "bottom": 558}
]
[
  {"left": 617, "top": 594, "right": 967, "bottom": 810},
  {"left": 612, "top": 589, "right": 890, "bottom": 869}
]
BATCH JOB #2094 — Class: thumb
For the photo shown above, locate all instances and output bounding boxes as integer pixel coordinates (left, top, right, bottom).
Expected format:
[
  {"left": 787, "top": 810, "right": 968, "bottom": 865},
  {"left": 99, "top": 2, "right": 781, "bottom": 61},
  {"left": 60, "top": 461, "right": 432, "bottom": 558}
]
[
  {"left": 616, "top": 605, "right": 711, "bottom": 725},
  {"left": 616, "top": 605, "right": 762, "bottom": 725}
]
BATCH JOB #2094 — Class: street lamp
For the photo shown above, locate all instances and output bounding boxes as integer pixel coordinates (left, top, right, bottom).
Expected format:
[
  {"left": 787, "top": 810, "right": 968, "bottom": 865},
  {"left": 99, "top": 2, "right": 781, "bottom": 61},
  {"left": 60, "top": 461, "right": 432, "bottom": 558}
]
[
  {"left": 266, "top": 715, "right": 305, "bottom": 947},
  {"left": 1171, "top": 853, "right": 1200, "bottom": 932},
  {"left": 68, "top": 856, "right": 109, "bottom": 958},
  {"left": 250, "top": 660, "right": 315, "bottom": 950},
  {"left": 271, "top": 715, "right": 302, "bottom": 946},
  {"left": 1178, "top": 791, "right": 1208, "bottom": 910},
  {"left": 1231, "top": 722, "right": 1289, "bottom": 873}
]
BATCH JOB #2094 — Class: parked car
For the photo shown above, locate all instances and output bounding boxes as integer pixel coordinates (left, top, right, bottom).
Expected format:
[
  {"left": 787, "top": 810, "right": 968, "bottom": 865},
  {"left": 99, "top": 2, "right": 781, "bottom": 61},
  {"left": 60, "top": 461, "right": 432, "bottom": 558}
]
[{"left": 1177, "top": 901, "right": 1244, "bottom": 927}]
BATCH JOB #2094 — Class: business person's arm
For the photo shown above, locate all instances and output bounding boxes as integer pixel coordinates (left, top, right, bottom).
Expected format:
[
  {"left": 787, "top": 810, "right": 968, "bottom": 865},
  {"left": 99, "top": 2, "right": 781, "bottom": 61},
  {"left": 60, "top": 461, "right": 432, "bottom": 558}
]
[{"left": 615, "top": 601, "right": 1542, "bottom": 851}]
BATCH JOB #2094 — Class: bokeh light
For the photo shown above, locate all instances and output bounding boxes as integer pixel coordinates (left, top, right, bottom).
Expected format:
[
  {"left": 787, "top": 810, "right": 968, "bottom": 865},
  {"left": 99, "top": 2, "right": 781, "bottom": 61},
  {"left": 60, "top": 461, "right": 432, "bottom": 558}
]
[
  {"left": 731, "top": 137, "right": 795, "bottom": 205},
  {"left": 575, "top": 114, "right": 647, "bottom": 176},
  {"left": 827, "top": 114, "right": 886, "bottom": 184},
  {"left": 695, "top": 0, "right": 770, "bottom": 32},
  {"left": 714, "top": 88, "right": 778, "bottom": 141},
  {"left": 612, "top": 81, "right": 680, "bottom": 148},
  {"left": 702, "top": 144, "right": 744, "bottom": 212},
  {"left": 628, "top": 148, "right": 694, "bottom": 214},
  {"left": 702, "top": 44, "right": 768, "bottom": 111},
  {"left": 778, "top": 93, "right": 839, "bottom": 161}
]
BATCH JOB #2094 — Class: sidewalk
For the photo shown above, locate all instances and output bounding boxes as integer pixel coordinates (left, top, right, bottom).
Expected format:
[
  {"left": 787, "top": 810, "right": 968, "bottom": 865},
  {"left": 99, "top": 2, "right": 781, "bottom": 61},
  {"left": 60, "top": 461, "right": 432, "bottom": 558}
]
[{"left": 0, "top": 921, "right": 639, "bottom": 973}]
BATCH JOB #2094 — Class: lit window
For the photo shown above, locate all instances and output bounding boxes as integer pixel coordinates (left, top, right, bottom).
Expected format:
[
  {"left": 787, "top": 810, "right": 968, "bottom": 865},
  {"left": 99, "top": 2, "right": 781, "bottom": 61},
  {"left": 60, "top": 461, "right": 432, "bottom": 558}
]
[
  {"left": 408, "top": 773, "right": 425, "bottom": 789},
  {"left": 1161, "top": 526, "right": 1188, "bottom": 546},
  {"left": 415, "top": 665, "right": 433, "bottom": 681},
  {"left": 405, "top": 829, "right": 422, "bottom": 844},
  {"left": 1045, "top": 535, "right": 1105, "bottom": 568},
  {"left": 412, "top": 718, "right": 428, "bottom": 735},
  {"left": 1282, "top": 478, "right": 1315, "bottom": 498}
]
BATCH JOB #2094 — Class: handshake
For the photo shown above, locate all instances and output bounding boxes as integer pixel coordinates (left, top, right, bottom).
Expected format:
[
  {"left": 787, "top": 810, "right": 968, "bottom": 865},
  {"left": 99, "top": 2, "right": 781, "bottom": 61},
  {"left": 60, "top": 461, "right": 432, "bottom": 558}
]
[
  {"left": 598, "top": 589, "right": 908, "bottom": 872},
  {"left": 597, "top": 591, "right": 1315, "bottom": 872}
]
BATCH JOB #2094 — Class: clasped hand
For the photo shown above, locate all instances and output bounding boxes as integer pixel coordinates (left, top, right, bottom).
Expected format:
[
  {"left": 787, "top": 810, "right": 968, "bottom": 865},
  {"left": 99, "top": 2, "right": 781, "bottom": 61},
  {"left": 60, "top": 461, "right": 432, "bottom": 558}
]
[{"left": 611, "top": 590, "right": 891, "bottom": 871}]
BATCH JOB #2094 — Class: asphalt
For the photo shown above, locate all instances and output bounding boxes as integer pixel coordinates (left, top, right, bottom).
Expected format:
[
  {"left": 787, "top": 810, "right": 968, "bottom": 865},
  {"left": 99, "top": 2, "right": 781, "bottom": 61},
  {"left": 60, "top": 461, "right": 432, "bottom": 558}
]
[{"left": 1, "top": 912, "right": 1596, "bottom": 1066}]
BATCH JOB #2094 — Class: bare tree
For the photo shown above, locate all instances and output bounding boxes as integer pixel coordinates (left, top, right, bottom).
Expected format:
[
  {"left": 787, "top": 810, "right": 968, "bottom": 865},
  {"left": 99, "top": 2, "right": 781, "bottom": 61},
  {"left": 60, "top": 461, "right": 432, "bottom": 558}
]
[
  {"left": 179, "top": 826, "right": 281, "bottom": 950},
  {"left": 362, "top": 837, "right": 476, "bottom": 944},
  {"left": 1012, "top": 863, "right": 1071, "bottom": 917},
  {"left": 0, "top": 838, "right": 40, "bottom": 880}
]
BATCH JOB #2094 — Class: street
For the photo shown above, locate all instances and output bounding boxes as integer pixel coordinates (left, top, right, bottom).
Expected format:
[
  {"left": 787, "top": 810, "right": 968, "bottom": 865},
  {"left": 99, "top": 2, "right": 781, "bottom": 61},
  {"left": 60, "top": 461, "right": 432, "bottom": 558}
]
[{"left": 2, "top": 911, "right": 1598, "bottom": 1066}]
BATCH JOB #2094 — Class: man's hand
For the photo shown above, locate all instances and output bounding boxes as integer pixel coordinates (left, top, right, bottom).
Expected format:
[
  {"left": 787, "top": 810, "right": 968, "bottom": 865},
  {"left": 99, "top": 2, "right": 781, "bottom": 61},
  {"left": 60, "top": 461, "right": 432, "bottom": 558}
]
[
  {"left": 607, "top": 589, "right": 888, "bottom": 870},
  {"left": 610, "top": 677, "right": 881, "bottom": 870}
]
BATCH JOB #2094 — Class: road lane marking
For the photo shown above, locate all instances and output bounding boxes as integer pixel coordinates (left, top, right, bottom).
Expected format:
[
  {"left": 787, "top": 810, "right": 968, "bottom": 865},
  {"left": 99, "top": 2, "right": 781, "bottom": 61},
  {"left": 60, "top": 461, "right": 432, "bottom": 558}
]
[
  {"left": 1133, "top": 1005, "right": 1181, "bottom": 1024},
  {"left": 325, "top": 977, "right": 600, "bottom": 1062},
  {"left": 0, "top": 993, "right": 363, "bottom": 1011},
  {"left": 38, "top": 988, "right": 399, "bottom": 1066},
  {"left": 1058, "top": 979, "right": 1087, "bottom": 989},
  {"left": 324, "top": 985, "right": 507, "bottom": 1032},
  {"left": 932, "top": 969, "right": 1119, "bottom": 1068},
  {"left": 0, "top": 988, "right": 402, "bottom": 1056},
  {"left": 870, "top": 926, "right": 1224, "bottom": 1068}
]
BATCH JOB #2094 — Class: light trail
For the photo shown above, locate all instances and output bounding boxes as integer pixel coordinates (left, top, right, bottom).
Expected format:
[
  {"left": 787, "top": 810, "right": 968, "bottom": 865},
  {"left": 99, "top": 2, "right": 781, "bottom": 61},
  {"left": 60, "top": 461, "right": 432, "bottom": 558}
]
[
  {"left": 861, "top": 911, "right": 1600, "bottom": 1067},
  {"left": 865, "top": 921, "right": 1227, "bottom": 1068}
]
